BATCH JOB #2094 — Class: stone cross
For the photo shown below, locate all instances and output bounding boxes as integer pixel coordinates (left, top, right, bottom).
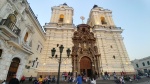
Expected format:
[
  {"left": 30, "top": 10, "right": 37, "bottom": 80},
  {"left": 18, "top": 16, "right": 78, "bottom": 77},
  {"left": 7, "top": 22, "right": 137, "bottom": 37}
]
[{"left": 80, "top": 16, "right": 85, "bottom": 24}]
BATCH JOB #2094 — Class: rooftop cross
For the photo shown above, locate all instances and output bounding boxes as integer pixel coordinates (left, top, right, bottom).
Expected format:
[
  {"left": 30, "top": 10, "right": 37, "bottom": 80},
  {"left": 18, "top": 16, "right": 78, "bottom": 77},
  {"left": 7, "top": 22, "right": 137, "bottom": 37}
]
[{"left": 80, "top": 16, "right": 85, "bottom": 24}]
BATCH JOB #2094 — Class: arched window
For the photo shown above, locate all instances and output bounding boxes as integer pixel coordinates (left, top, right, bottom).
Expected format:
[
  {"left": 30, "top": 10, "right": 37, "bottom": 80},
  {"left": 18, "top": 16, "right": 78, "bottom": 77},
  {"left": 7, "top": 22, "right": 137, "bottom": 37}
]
[
  {"left": 100, "top": 17, "right": 107, "bottom": 24},
  {"left": 59, "top": 14, "right": 64, "bottom": 23},
  {"left": 4, "top": 14, "right": 17, "bottom": 29},
  {"left": 24, "top": 32, "right": 28, "bottom": 42}
]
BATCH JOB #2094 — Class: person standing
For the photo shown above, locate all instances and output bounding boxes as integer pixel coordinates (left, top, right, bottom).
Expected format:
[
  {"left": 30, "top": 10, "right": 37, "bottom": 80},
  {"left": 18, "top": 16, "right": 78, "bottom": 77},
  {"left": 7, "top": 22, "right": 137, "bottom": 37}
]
[
  {"left": 76, "top": 74, "right": 82, "bottom": 84},
  {"left": 95, "top": 71, "right": 98, "bottom": 79},
  {"left": 38, "top": 75, "right": 43, "bottom": 84},
  {"left": 29, "top": 75, "right": 33, "bottom": 82},
  {"left": 47, "top": 75, "right": 51, "bottom": 84},
  {"left": 113, "top": 72, "right": 117, "bottom": 80},
  {"left": 9, "top": 74, "right": 20, "bottom": 84},
  {"left": 62, "top": 72, "right": 65, "bottom": 81},
  {"left": 20, "top": 75, "right": 25, "bottom": 83},
  {"left": 90, "top": 77, "right": 96, "bottom": 84},
  {"left": 64, "top": 72, "right": 68, "bottom": 81},
  {"left": 33, "top": 78, "right": 38, "bottom": 84}
]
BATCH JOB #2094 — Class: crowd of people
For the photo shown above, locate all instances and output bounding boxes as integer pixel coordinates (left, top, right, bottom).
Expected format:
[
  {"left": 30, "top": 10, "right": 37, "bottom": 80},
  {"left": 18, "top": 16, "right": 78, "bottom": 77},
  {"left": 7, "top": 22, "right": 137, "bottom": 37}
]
[
  {"left": 0, "top": 71, "right": 98, "bottom": 84},
  {"left": 100, "top": 71, "right": 150, "bottom": 84},
  {"left": 2, "top": 71, "right": 149, "bottom": 84}
]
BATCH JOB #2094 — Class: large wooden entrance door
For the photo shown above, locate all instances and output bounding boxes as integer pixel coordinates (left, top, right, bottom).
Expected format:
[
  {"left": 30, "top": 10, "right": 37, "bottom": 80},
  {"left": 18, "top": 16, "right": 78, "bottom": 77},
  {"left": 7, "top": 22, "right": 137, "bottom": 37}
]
[
  {"left": 7, "top": 58, "right": 20, "bottom": 81},
  {"left": 80, "top": 57, "right": 92, "bottom": 77}
]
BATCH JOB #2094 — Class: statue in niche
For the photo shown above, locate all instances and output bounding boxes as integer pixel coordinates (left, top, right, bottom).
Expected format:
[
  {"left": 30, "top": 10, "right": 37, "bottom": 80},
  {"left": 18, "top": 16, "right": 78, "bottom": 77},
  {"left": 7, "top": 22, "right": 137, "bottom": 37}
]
[
  {"left": 79, "top": 43, "right": 81, "bottom": 47},
  {"left": 72, "top": 46, "right": 79, "bottom": 54},
  {"left": 94, "top": 46, "right": 98, "bottom": 53},
  {"left": 80, "top": 42, "right": 84, "bottom": 49},
  {"left": 88, "top": 48, "right": 91, "bottom": 54},
  {"left": 79, "top": 47, "right": 83, "bottom": 54},
  {"left": 84, "top": 42, "right": 87, "bottom": 49}
]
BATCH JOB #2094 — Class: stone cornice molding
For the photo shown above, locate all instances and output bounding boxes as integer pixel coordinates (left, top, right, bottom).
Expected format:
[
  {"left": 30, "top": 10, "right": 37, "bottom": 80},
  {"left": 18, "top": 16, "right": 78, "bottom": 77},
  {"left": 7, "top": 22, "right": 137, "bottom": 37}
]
[
  {"left": 7, "top": 0, "right": 25, "bottom": 20},
  {"left": 25, "top": 6, "right": 46, "bottom": 40}
]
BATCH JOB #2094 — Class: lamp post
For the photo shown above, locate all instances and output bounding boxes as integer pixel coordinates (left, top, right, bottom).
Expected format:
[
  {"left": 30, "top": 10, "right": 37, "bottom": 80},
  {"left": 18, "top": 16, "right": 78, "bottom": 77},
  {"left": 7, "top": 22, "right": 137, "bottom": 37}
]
[
  {"left": 92, "top": 64, "right": 95, "bottom": 77},
  {"left": 51, "top": 45, "right": 71, "bottom": 84}
]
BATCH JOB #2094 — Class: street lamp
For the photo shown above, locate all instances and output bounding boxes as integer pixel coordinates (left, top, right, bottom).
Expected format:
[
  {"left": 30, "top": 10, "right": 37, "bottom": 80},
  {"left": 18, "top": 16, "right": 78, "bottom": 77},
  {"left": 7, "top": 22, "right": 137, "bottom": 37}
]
[
  {"left": 51, "top": 45, "right": 71, "bottom": 84},
  {"left": 92, "top": 64, "right": 95, "bottom": 77}
]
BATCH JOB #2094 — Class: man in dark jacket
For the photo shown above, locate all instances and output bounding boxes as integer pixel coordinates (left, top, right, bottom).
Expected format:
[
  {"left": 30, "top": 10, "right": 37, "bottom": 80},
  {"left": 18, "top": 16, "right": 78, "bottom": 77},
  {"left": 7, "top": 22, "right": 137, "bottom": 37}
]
[{"left": 9, "top": 74, "right": 20, "bottom": 84}]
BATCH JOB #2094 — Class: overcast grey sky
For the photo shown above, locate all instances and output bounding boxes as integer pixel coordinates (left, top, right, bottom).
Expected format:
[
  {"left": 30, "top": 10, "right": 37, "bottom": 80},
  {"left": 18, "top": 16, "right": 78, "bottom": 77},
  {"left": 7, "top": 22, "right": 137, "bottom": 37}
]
[{"left": 27, "top": 0, "right": 150, "bottom": 60}]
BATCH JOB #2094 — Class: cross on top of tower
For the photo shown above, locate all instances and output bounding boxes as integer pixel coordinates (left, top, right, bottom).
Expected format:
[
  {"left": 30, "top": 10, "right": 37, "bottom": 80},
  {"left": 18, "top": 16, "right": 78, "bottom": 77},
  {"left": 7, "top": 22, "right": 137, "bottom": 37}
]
[{"left": 80, "top": 16, "right": 85, "bottom": 24}]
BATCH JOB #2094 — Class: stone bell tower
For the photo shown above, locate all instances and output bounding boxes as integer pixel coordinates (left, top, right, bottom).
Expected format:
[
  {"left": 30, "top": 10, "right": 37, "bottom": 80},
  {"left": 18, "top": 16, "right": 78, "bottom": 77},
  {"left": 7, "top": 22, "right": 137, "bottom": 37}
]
[
  {"left": 50, "top": 3, "right": 73, "bottom": 24},
  {"left": 87, "top": 5, "right": 115, "bottom": 27},
  {"left": 38, "top": 3, "right": 75, "bottom": 76},
  {"left": 87, "top": 5, "right": 135, "bottom": 74}
]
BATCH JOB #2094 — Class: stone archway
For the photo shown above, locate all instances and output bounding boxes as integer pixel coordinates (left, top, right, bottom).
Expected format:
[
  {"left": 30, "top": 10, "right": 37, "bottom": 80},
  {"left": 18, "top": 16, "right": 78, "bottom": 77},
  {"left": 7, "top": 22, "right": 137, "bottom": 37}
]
[
  {"left": 6, "top": 57, "right": 20, "bottom": 81},
  {"left": 80, "top": 56, "right": 92, "bottom": 77}
]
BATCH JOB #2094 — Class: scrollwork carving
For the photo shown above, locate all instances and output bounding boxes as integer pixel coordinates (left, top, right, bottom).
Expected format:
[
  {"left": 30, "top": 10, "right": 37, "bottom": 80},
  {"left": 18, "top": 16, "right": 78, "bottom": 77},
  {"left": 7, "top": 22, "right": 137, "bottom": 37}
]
[
  {"left": 72, "top": 46, "right": 79, "bottom": 55},
  {"left": 72, "top": 24, "right": 99, "bottom": 57}
]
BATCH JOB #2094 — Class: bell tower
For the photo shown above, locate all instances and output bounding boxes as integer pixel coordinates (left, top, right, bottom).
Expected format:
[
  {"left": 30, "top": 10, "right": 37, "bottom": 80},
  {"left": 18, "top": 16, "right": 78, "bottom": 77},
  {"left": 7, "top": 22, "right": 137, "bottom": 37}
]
[
  {"left": 39, "top": 3, "right": 75, "bottom": 76},
  {"left": 87, "top": 5, "right": 115, "bottom": 27},
  {"left": 87, "top": 5, "right": 135, "bottom": 74},
  {"left": 50, "top": 3, "right": 73, "bottom": 24}
]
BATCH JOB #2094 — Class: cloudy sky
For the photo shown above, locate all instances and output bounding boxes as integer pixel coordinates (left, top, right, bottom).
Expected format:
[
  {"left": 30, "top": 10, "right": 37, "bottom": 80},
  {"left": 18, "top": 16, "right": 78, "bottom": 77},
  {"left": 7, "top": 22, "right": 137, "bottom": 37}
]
[{"left": 27, "top": 0, "right": 150, "bottom": 60}]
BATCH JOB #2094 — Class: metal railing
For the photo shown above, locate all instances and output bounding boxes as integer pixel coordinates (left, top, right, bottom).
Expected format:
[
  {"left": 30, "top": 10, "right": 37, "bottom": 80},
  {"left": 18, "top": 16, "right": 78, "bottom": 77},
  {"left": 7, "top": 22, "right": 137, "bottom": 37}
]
[{"left": 0, "top": 19, "right": 21, "bottom": 36}]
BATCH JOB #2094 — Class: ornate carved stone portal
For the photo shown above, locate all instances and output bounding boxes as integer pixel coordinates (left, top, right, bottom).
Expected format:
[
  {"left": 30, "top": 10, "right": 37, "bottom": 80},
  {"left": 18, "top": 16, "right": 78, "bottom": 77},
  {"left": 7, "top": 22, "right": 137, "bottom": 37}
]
[{"left": 72, "top": 24, "right": 100, "bottom": 77}]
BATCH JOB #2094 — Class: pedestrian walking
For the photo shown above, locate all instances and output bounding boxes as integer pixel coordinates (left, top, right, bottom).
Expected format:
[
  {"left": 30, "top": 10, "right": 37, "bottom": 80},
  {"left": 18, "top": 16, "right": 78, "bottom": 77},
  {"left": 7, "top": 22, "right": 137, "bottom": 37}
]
[{"left": 76, "top": 74, "right": 82, "bottom": 84}]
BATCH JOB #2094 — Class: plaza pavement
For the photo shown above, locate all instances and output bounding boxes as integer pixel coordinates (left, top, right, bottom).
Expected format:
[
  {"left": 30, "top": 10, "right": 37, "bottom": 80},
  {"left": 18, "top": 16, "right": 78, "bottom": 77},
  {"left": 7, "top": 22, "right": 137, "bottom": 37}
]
[
  {"left": 11, "top": 76, "right": 150, "bottom": 84},
  {"left": 22, "top": 77, "right": 150, "bottom": 84}
]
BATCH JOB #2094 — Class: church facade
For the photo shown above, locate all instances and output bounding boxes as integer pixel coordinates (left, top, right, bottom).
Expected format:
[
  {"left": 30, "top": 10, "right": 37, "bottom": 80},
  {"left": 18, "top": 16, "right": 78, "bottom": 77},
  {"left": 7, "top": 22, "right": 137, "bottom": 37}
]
[
  {"left": 0, "top": 1, "right": 135, "bottom": 81},
  {"left": 38, "top": 3, "right": 135, "bottom": 77}
]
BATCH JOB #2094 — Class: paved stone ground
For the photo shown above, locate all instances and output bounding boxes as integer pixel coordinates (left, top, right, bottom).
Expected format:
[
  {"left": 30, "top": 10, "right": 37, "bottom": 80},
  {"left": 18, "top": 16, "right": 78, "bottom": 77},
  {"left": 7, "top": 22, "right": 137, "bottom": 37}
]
[
  {"left": 21, "top": 77, "right": 150, "bottom": 84},
  {"left": 5, "top": 77, "right": 150, "bottom": 84}
]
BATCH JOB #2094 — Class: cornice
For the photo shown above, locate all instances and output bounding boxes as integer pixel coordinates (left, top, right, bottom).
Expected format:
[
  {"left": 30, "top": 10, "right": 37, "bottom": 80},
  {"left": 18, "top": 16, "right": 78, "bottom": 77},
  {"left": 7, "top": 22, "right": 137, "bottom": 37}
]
[{"left": 25, "top": 6, "right": 46, "bottom": 40}]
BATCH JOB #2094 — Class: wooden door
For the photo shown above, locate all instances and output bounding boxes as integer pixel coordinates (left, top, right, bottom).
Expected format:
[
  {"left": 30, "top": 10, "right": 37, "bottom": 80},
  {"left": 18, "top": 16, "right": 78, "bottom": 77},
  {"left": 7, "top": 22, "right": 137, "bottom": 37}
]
[
  {"left": 7, "top": 58, "right": 20, "bottom": 81},
  {"left": 80, "top": 57, "right": 91, "bottom": 77}
]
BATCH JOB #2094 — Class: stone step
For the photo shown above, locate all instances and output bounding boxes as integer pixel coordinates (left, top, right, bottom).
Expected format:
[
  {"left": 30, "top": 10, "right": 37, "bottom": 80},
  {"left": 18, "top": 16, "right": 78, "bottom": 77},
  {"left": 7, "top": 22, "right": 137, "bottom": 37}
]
[
  {"left": 96, "top": 80, "right": 116, "bottom": 84},
  {"left": 22, "top": 80, "right": 116, "bottom": 84}
]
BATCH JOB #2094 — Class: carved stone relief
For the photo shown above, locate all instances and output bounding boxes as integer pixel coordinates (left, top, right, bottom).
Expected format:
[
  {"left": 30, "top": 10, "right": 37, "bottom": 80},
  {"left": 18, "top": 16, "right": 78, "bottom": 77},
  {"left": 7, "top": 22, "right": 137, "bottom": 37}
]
[{"left": 72, "top": 24, "right": 100, "bottom": 76}]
